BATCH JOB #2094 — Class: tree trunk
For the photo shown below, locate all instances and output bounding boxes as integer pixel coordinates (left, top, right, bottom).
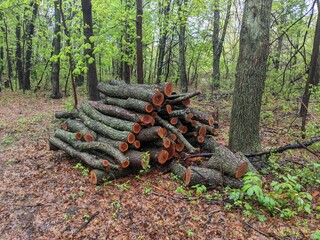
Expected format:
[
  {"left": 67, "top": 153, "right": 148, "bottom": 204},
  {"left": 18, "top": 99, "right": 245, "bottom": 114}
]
[
  {"left": 136, "top": 0, "right": 143, "bottom": 84},
  {"left": 15, "top": 16, "right": 24, "bottom": 89},
  {"left": 2, "top": 16, "right": 13, "bottom": 90},
  {"left": 178, "top": 0, "right": 188, "bottom": 93},
  {"left": 300, "top": 0, "right": 320, "bottom": 134},
  {"left": 23, "top": 1, "right": 39, "bottom": 91},
  {"left": 0, "top": 46, "right": 3, "bottom": 84},
  {"left": 51, "top": 1, "right": 62, "bottom": 99},
  {"left": 229, "top": 0, "right": 273, "bottom": 153},
  {"left": 81, "top": 0, "right": 100, "bottom": 101}
]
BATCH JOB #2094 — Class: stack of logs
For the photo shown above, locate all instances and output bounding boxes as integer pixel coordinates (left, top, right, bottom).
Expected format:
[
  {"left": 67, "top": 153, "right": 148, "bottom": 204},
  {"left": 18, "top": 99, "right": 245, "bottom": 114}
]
[{"left": 50, "top": 80, "right": 255, "bottom": 188}]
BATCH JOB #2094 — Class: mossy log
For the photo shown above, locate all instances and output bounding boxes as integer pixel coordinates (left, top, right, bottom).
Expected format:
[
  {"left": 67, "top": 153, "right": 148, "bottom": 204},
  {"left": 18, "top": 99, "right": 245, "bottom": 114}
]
[
  {"left": 49, "top": 137, "right": 107, "bottom": 171},
  {"left": 54, "top": 129, "right": 130, "bottom": 168},
  {"left": 184, "top": 166, "right": 243, "bottom": 188},
  {"left": 156, "top": 116, "right": 198, "bottom": 153},
  {"left": 170, "top": 109, "right": 193, "bottom": 121},
  {"left": 89, "top": 168, "right": 138, "bottom": 185},
  {"left": 189, "top": 107, "right": 214, "bottom": 126},
  {"left": 97, "top": 136, "right": 128, "bottom": 152},
  {"left": 135, "top": 126, "right": 166, "bottom": 142},
  {"left": 90, "top": 101, "right": 154, "bottom": 125},
  {"left": 165, "top": 91, "right": 201, "bottom": 104},
  {"left": 79, "top": 111, "right": 135, "bottom": 144},
  {"left": 63, "top": 119, "right": 97, "bottom": 142},
  {"left": 55, "top": 109, "right": 79, "bottom": 119},
  {"left": 98, "top": 83, "right": 164, "bottom": 107},
  {"left": 203, "top": 144, "right": 248, "bottom": 179},
  {"left": 108, "top": 80, "right": 173, "bottom": 97},
  {"left": 81, "top": 101, "right": 141, "bottom": 134}
]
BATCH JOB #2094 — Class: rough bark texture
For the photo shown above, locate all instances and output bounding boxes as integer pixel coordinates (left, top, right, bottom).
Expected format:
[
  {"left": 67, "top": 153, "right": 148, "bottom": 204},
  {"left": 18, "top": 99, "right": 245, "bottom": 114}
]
[
  {"left": 98, "top": 83, "right": 164, "bottom": 106},
  {"left": 229, "top": 0, "right": 272, "bottom": 153},
  {"left": 90, "top": 168, "right": 138, "bottom": 185},
  {"left": 15, "top": 16, "right": 24, "bottom": 90},
  {"left": 97, "top": 136, "right": 128, "bottom": 152},
  {"left": 50, "top": 0, "right": 62, "bottom": 99},
  {"left": 81, "top": 0, "right": 100, "bottom": 101},
  {"left": 81, "top": 101, "right": 141, "bottom": 134},
  {"left": 136, "top": 0, "right": 143, "bottom": 84},
  {"left": 185, "top": 166, "right": 243, "bottom": 188},
  {"left": 49, "top": 137, "right": 107, "bottom": 170},
  {"left": 124, "top": 150, "right": 150, "bottom": 169},
  {"left": 54, "top": 129, "right": 129, "bottom": 167},
  {"left": 178, "top": 0, "right": 188, "bottom": 93},
  {"left": 55, "top": 109, "right": 79, "bottom": 119},
  {"left": 79, "top": 111, "right": 135, "bottom": 143},
  {"left": 203, "top": 145, "right": 248, "bottom": 178},
  {"left": 64, "top": 119, "right": 97, "bottom": 141},
  {"left": 90, "top": 101, "right": 153, "bottom": 124},
  {"left": 136, "top": 126, "right": 165, "bottom": 142}
]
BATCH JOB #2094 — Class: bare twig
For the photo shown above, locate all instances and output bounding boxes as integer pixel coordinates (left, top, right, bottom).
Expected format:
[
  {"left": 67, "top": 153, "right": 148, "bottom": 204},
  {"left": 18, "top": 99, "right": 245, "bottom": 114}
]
[
  {"left": 244, "top": 221, "right": 280, "bottom": 240},
  {"left": 74, "top": 211, "right": 100, "bottom": 234}
]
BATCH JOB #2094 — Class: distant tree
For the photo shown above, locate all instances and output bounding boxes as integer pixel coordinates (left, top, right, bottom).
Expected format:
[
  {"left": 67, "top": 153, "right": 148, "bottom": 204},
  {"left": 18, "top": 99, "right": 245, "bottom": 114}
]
[
  {"left": 229, "top": 0, "right": 273, "bottom": 153},
  {"left": 81, "top": 0, "right": 100, "bottom": 100},
  {"left": 51, "top": 0, "right": 62, "bottom": 99},
  {"left": 15, "top": 15, "right": 23, "bottom": 89},
  {"left": 23, "top": 1, "right": 39, "bottom": 91},
  {"left": 136, "top": 0, "right": 143, "bottom": 83}
]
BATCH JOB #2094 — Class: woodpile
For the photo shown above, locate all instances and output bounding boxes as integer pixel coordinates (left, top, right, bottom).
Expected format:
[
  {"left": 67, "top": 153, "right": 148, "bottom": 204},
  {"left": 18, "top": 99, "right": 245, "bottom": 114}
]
[{"left": 50, "top": 80, "right": 254, "bottom": 188}]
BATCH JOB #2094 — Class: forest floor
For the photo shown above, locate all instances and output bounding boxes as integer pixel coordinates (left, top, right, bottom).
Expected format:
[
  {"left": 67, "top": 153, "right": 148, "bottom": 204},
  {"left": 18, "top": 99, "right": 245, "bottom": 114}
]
[{"left": 0, "top": 91, "right": 319, "bottom": 240}]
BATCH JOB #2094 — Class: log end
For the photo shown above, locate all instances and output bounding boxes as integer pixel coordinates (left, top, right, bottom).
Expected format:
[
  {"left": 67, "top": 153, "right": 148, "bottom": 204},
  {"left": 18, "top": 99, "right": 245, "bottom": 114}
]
[
  {"left": 127, "top": 133, "right": 136, "bottom": 144},
  {"left": 166, "top": 104, "right": 172, "bottom": 115},
  {"left": 169, "top": 133, "right": 177, "bottom": 141},
  {"left": 119, "top": 142, "right": 129, "bottom": 152},
  {"left": 133, "top": 140, "right": 141, "bottom": 149},
  {"left": 164, "top": 83, "right": 173, "bottom": 97},
  {"left": 133, "top": 123, "right": 142, "bottom": 134},
  {"left": 208, "top": 117, "right": 214, "bottom": 126},
  {"left": 145, "top": 103, "right": 154, "bottom": 113},
  {"left": 175, "top": 142, "right": 185, "bottom": 152},
  {"left": 182, "top": 99, "right": 191, "bottom": 106},
  {"left": 61, "top": 122, "right": 68, "bottom": 131},
  {"left": 102, "top": 160, "right": 111, "bottom": 171},
  {"left": 157, "top": 127, "right": 166, "bottom": 139},
  {"left": 84, "top": 133, "right": 95, "bottom": 142},
  {"left": 152, "top": 92, "right": 165, "bottom": 107},
  {"left": 170, "top": 117, "right": 179, "bottom": 125},
  {"left": 140, "top": 115, "right": 154, "bottom": 125},
  {"left": 197, "top": 135, "right": 204, "bottom": 143},
  {"left": 75, "top": 132, "right": 83, "bottom": 140},
  {"left": 167, "top": 143, "right": 176, "bottom": 160},
  {"left": 90, "top": 170, "right": 98, "bottom": 185},
  {"left": 185, "top": 113, "right": 193, "bottom": 122},
  {"left": 183, "top": 167, "right": 191, "bottom": 186},
  {"left": 235, "top": 162, "right": 249, "bottom": 179},
  {"left": 178, "top": 125, "right": 188, "bottom": 134},
  {"left": 163, "top": 137, "right": 171, "bottom": 148},
  {"left": 158, "top": 150, "right": 169, "bottom": 164},
  {"left": 121, "top": 159, "right": 130, "bottom": 169},
  {"left": 199, "top": 125, "right": 207, "bottom": 136}
]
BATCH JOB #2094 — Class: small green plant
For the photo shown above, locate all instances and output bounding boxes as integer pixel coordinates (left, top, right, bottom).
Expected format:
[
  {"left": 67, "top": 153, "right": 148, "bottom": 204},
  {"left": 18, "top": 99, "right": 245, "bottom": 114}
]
[
  {"left": 311, "top": 230, "right": 320, "bottom": 240},
  {"left": 18, "top": 117, "right": 28, "bottom": 124},
  {"left": 115, "top": 180, "right": 131, "bottom": 191},
  {"left": 140, "top": 151, "right": 151, "bottom": 173},
  {"left": 191, "top": 184, "right": 207, "bottom": 195},
  {"left": 144, "top": 187, "right": 152, "bottom": 195},
  {"left": 73, "top": 163, "right": 89, "bottom": 176},
  {"left": 83, "top": 213, "right": 90, "bottom": 221},
  {"left": 1, "top": 135, "right": 15, "bottom": 146},
  {"left": 71, "top": 193, "right": 78, "bottom": 200},
  {"left": 186, "top": 229, "right": 194, "bottom": 238}
]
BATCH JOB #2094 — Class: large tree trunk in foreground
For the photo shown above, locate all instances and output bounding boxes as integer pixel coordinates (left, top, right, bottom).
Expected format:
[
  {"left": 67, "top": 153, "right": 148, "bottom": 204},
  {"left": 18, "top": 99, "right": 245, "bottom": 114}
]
[
  {"left": 81, "top": 0, "right": 100, "bottom": 101},
  {"left": 229, "top": 0, "right": 272, "bottom": 153}
]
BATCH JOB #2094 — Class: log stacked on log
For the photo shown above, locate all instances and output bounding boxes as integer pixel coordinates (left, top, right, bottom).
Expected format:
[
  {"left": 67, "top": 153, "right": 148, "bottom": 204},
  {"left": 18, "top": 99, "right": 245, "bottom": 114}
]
[{"left": 50, "top": 80, "right": 255, "bottom": 188}]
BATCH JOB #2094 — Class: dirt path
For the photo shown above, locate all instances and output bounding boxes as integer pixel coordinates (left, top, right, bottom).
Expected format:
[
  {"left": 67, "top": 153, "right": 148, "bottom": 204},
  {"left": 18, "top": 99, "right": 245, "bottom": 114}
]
[{"left": 0, "top": 92, "right": 313, "bottom": 239}]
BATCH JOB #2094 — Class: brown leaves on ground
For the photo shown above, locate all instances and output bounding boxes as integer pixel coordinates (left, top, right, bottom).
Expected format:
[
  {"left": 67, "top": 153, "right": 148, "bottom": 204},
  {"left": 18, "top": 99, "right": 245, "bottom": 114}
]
[{"left": 0, "top": 91, "right": 318, "bottom": 239}]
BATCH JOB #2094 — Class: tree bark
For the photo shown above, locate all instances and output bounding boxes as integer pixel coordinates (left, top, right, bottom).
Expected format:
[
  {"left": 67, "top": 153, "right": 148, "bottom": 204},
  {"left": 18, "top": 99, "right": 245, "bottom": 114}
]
[
  {"left": 55, "top": 109, "right": 79, "bottom": 119},
  {"left": 90, "top": 168, "right": 138, "bottom": 185},
  {"left": 79, "top": 111, "right": 135, "bottom": 143},
  {"left": 81, "top": 0, "right": 100, "bottom": 101},
  {"left": 98, "top": 83, "right": 164, "bottom": 106},
  {"left": 63, "top": 118, "right": 97, "bottom": 142},
  {"left": 136, "top": 126, "right": 166, "bottom": 142},
  {"left": 51, "top": 1, "right": 62, "bottom": 99},
  {"left": 136, "top": 0, "right": 143, "bottom": 83},
  {"left": 23, "top": 1, "right": 39, "bottom": 91},
  {"left": 229, "top": 0, "right": 272, "bottom": 153},
  {"left": 15, "top": 15, "right": 24, "bottom": 90},
  {"left": 81, "top": 101, "right": 141, "bottom": 134}
]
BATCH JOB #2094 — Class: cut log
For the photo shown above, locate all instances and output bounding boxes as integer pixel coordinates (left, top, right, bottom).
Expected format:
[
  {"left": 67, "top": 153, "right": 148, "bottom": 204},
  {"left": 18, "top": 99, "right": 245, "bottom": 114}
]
[
  {"left": 79, "top": 111, "right": 135, "bottom": 144},
  {"left": 170, "top": 109, "right": 193, "bottom": 121},
  {"left": 90, "top": 101, "right": 154, "bottom": 125},
  {"left": 156, "top": 116, "right": 198, "bottom": 153},
  {"left": 98, "top": 83, "right": 164, "bottom": 106},
  {"left": 175, "top": 142, "right": 185, "bottom": 152},
  {"left": 189, "top": 107, "right": 214, "bottom": 126},
  {"left": 90, "top": 168, "right": 138, "bottom": 185},
  {"left": 108, "top": 80, "right": 173, "bottom": 97},
  {"left": 64, "top": 119, "right": 97, "bottom": 142},
  {"left": 144, "top": 147, "right": 169, "bottom": 164},
  {"left": 183, "top": 166, "right": 243, "bottom": 188},
  {"left": 203, "top": 144, "right": 248, "bottom": 179},
  {"left": 136, "top": 126, "right": 166, "bottom": 142},
  {"left": 235, "top": 152, "right": 258, "bottom": 174},
  {"left": 97, "top": 136, "right": 128, "bottom": 152},
  {"left": 166, "top": 90, "right": 201, "bottom": 104},
  {"left": 55, "top": 109, "right": 79, "bottom": 119},
  {"left": 170, "top": 117, "right": 179, "bottom": 125},
  {"left": 131, "top": 140, "right": 141, "bottom": 149},
  {"left": 54, "top": 129, "right": 130, "bottom": 168},
  {"left": 81, "top": 101, "right": 141, "bottom": 134},
  {"left": 169, "top": 161, "right": 187, "bottom": 180},
  {"left": 49, "top": 137, "right": 107, "bottom": 171},
  {"left": 124, "top": 150, "right": 150, "bottom": 169}
]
